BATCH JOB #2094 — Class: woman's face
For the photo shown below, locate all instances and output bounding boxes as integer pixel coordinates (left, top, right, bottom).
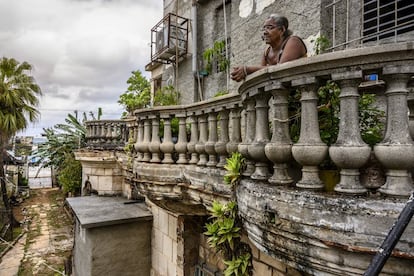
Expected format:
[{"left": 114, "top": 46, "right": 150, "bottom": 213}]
[{"left": 261, "top": 18, "right": 283, "bottom": 45}]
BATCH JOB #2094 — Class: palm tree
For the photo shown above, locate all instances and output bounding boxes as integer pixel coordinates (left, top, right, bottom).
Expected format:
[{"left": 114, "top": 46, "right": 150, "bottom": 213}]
[
  {"left": 33, "top": 112, "right": 86, "bottom": 194},
  {"left": 0, "top": 57, "right": 41, "bottom": 223}
]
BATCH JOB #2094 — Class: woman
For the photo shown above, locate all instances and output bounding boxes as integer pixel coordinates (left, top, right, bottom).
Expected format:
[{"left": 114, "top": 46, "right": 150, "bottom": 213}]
[{"left": 231, "top": 14, "right": 307, "bottom": 82}]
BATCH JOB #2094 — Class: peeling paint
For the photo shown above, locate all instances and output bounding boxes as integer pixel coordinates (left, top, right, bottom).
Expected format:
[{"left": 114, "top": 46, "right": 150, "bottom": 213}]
[
  {"left": 256, "top": 0, "right": 275, "bottom": 15},
  {"left": 239, "top": 0, "right": 253, "bottom": 18}
]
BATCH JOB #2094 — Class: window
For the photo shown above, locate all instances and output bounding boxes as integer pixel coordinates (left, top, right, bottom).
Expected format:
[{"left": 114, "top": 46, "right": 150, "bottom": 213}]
[{"left": 363, "top": 0, "right": 414, "bottom": 42}]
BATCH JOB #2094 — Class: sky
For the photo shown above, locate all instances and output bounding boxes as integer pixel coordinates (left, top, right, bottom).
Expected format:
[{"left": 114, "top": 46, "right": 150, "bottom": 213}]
[{"left": 0, "top": 0, "right": 163, "bottom": 137}]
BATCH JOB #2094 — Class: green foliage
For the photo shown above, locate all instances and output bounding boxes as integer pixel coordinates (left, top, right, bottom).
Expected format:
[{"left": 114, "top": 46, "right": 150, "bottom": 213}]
[
  {"left": 203, "top": 40, "right": 230, "bottom": 74},
  {"left": 312, "top": 35, "right": 330, "bottom": 55},
  {"left": 0, "top": 57, "right": 42, "bottom": 137},
  {"left": 34, "top": 112, "right": 86, "bottom": 189},
  {"left": 359, "top": 93, "right": 385, "bottom": 146},
  {"left": 223, "top": 253, "right": 252, "bottom": 276},
  {"left": 204, "top": 201, "right": 240, "bottom": 252},
  {"left": 317, "top": 80, "right": 341, "bottom": 146},
  {"left": 153, "top": 85, "right": 180, "bottom": 106},
  {"left": 204, "top": 152, "right": 252, "bottom": 275},
  {"left": 224, "top": 152, "right": 245, "bottom": 186},
  {"left": 214, "top": 90, "right": 229, "bottom": 97},
  {"left": 118, "top": 70, "right": 151, "bottom": 112},
  {"left": 58, "top": 153, "right": 82, "bottom": 195}
]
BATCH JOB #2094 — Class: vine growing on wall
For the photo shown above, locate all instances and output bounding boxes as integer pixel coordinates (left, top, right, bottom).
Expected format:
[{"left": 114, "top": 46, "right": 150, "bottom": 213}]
[
  {"left": 204, "top": 152, "right": 252, "bottom": 276},
  {"left": 203, "top": 40, "right": 230, "bottom": 75}
]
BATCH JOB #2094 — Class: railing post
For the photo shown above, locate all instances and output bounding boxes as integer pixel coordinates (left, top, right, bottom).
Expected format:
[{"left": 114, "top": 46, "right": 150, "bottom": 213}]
[
  {"left": 374, "top": 66, "right": 414, "bottom": 196},
  {"left": 248, "top": 92, "right": 271, "bottom": 180},
  {"left": 135, "top": 118, "right": 144, "bottom": 162},
  {"left": 175, "top": 113, "right": 188, "bottom": 164},
  {"left": 238, "top": 98, "right": 256, "bottom": 176},
  {"left": 195, "top": 113, "right": 208, "bottom": 166},
  {"left": 215, "top": 108, "right": 230, "bottom": 168},
  {"left": 205, "top": 111, "right": 218, "bottom": 167},
  {"left": 292, "top": 77, "right": 328, "bottom": 189},
  {"left": 141, "top": 116, "right": 152, "bottom": 162},
  {"left": 226, "top": 106, "right": 242, "bottom": 155},
  {"left": 160, "top": 115, "right": 175, "bottom": 164},
  {"left": 187, "top": 113, "right": 199, "bottom": 164},
  {"left": 330, "top": 71, "right": 370, "bottom": 194},
  {"left": 264, "top": 82, "right": 293, "bottom": 185},
  {"left": 149, "top": 115, "right": 161, "bottom": 163}
]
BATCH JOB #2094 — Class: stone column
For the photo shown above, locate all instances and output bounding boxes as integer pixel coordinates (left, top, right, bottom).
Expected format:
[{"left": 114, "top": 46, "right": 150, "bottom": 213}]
[
  {"left": 160, "top": 116, "right": 175, "bottom": 164},
  {"left": 195, "top": 113, "right": 208, "bottom": 166},
  {"left": 187, "top": 114, "right": 199, "bottom": 164},
  {"left": 264, "top": 83, "right": 293, "bottom": 185},
  {"left": 205, "top": 111, "right": 218, "bottom": 167},
  {"left": 135, "top": 119, "right": 144, "bottom": 162},
  {"left": 248, "top": 93, "right": 271, "bottom": 180},
  {"left": 215, "top": 109, "right": 230, "bottom": 168},
  {"left": 175, "top": 114, "right": 188, "bottom": 164},
  {"left": 292, "top": 78, "right": 328, "bottom": 189},
  {"left": 374, "top": 66, "right": 414, "bottom": 196},
  {"left": 149, "top": 115, "right": 161, "bottom": 163},
  {"left": 330, "top": 71, "right": 370, "bottom": 194},
  {"left": 238, "top": 99, "right": 256, "bottom": 176},
  {"left": 106, "top": 122, "right": 112, "bottom": 144},
  {"left": 226, "top": 106, "right": 242, "bottom": 155},
  {"left": 141, "top": 116, "right": 152, "bottom": 162}
]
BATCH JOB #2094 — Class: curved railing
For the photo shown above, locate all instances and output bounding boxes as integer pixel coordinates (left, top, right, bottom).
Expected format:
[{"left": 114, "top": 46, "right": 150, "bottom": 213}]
[
  {"left": 83, "top": 42, "right": 414, "bottom": 275},
  {"left": 85, "top": 119, "right": 128, "bottom": 150}
]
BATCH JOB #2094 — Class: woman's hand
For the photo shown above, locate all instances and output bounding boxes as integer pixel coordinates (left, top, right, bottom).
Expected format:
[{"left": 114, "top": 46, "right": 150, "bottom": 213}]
[{"left": 231, "top": 66, "right": 247, "bottom": 82}]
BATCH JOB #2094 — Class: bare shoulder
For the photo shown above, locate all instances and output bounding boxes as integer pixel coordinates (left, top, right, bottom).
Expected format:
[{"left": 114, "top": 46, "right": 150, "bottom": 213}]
[{"left": 286, "top": 36, "right": 306, "bottom": 50}]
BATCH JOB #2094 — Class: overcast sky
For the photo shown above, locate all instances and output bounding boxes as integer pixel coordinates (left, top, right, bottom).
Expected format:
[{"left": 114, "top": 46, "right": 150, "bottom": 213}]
[{"left": 0, "top": 0, "right": 163, "bottom": 137}]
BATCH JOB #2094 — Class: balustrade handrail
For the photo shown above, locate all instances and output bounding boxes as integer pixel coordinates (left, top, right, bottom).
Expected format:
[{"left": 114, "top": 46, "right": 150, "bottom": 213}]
[{"left": 85, "top": 42, "right": 414, "bottom": 196}]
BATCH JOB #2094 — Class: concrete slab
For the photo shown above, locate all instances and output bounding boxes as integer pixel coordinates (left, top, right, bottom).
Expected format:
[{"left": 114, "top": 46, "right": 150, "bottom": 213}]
[{"left": 66, "top": 196, "right": 152, "bottom": 228}]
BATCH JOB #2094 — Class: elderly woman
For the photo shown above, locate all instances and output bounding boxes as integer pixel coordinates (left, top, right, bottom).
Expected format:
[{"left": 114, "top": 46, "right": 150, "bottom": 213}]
[{"left": 231, "top": 14, "right": 307, "bottom": 82}]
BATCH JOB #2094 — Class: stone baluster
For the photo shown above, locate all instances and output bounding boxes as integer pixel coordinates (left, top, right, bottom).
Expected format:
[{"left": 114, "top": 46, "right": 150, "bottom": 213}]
[
  {"left": 330, "top": 71, "right": 370, "bottom": 194},
  {"left": 226, "top": 106, "right": 242, "bottom": 155},
  {"left": 195, "top": 113, "right": 208, "bottom": 166},
  {"left": 374, "top": 66, "right": 414, "bottom": 196},
  {"left": 215, "top": 108, "right": 230, "bottom": 168},
  {"left": 98, "top": 122, "right": 104, "bottom": 143},
  {"left": 160, "top": 115, "right": 175, "bottom": 164},
  {"left": 205, "top": 111, "right": 218, "bottom": 167},
  {"left": 264, "top": 82, "right": 293, "bottom": 185},
  {"left": 175, "top": 113, "right": 188, "bottom": 164},
  {"left": 135, "top": 119, "right": 144, "bottom": 162},
  {"left": 248, "top": 93, "right": 271, "bottom": 180},
  {"left": 238, "top": 99, "right": 256, "bottom": 176},
  {"left": 292, "top": 78, "right": 328, "bottom": 189},
  {"left": 106, "top": 122, "right": 113, "bottom": 144},
  {"left": 101, "top": 122, "right": 107, "bottom": 143},
  {"left": 141, "top": 116, "right": 152, "bottom": 162},
  {"left": 187, "top": 114, "right": 199, "bottom": 164},
  {"left": 408, "top": 90, "right": 414, "bottom": 139},
  {"left": 149, "top": 115, "right": 161, "bottom": 163}
]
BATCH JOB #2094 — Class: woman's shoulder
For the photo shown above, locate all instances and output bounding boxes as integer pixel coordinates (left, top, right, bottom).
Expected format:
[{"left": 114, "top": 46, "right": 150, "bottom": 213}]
[{"left": 285, "top": 35, "right": 307, "bottom": 52}]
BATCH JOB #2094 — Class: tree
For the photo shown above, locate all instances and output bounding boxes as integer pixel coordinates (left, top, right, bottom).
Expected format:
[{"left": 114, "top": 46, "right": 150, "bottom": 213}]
[
  {"left": 0, "top": 57, "right": 41, "bottom": 223},
  {"left": 118, "top": 70, "right": 151, "bottom": 114},
  {"left": 34, "top": 112, "right": 86, "bottom": 193}
]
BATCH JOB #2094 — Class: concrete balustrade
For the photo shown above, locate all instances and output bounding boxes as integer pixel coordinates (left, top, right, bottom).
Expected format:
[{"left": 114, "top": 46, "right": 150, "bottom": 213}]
[{"left": 80, "top": 43, "right": 414, "bottom": 276}]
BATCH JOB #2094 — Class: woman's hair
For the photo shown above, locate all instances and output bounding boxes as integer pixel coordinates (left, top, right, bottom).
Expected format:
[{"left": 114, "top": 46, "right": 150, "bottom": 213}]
[{"left": 268, "top": 14, "right": 293, "bottom": 37}]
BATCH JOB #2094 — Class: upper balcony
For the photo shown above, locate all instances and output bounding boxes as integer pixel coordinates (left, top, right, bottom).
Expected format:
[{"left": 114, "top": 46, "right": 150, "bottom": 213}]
[{"left": 80, "top": 42, "right": 414, "bottom": 275}]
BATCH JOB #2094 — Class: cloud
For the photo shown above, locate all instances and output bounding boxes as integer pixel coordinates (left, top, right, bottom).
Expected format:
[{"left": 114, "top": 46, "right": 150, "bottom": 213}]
[{"left": 0, "top": 0, "right": 162, "bottom": 136}]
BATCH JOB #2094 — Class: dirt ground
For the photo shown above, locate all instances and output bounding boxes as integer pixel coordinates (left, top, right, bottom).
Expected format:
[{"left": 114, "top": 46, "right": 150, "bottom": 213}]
[{"left": 13, "top": 188, "right": 74, "bottom": 275}]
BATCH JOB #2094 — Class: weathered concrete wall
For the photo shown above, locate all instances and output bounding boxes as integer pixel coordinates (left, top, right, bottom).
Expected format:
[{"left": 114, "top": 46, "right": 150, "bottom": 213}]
[
  {"left": 69, "top": 197, "right": 153, "bottom": 276},
  {"left": 150, "top": 202, "right": 180, "bottom": 276},
  {"left": 156, "top": 0, "right": 322, "bottom": 105},
  {"left": 75, "top": 150, "right": 123, "bottom": 195}
]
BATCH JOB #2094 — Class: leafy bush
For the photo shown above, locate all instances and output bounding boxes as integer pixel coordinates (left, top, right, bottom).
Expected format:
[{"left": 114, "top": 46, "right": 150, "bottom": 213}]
[{"left": 58, "top": 154, "right": 82, "bottom": 195}]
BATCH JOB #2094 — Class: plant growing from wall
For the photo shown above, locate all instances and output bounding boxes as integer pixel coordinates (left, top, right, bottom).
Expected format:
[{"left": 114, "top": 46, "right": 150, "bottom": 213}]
[
  {"left": 203, "top": 40, "right": 230, "bottom": 74},
  {"left": 204, "top": 152, "right": 252, "bottom": 276},
  {"left": 312, "top": 34, "right": 330, "bottom": 55},
  {"left": 154, "top": 85, "right": 181, "bottom": 138},
  {"left": 123, "top": 137, "right": 135, "bottom": 167}
]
